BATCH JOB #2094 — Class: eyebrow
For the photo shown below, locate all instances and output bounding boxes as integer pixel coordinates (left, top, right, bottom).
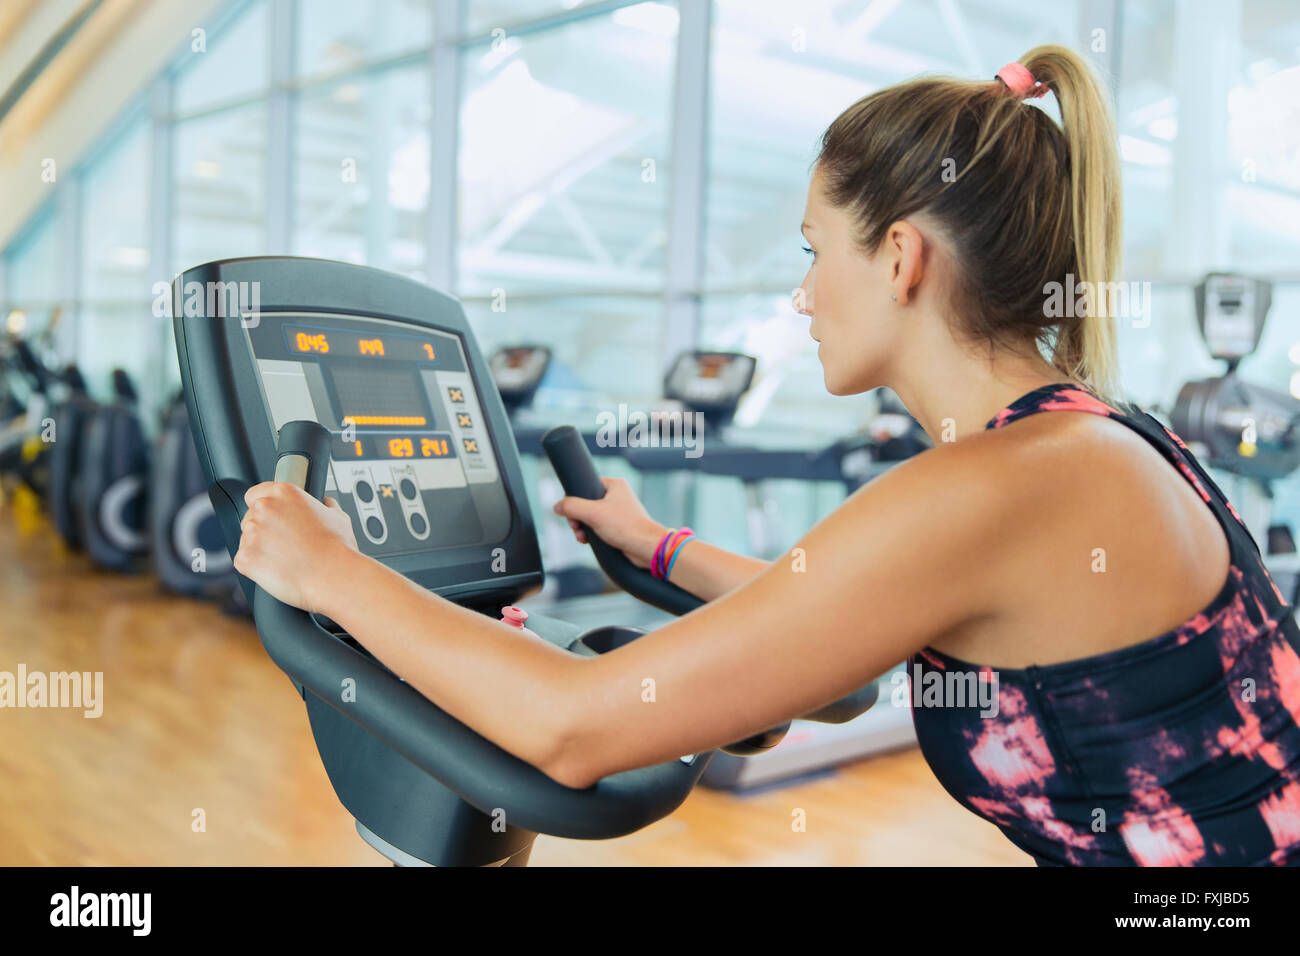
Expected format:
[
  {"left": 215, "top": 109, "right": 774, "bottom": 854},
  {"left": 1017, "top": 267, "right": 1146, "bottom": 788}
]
[{"left": 801, "top": 221, "right": 816, "bottom": 235}]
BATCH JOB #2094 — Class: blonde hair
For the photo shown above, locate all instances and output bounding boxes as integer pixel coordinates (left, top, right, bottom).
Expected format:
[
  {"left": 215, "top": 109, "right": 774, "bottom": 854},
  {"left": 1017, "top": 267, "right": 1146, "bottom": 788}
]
[{"left": 815, "top": 44, "right": 1124, "bottom": 402}]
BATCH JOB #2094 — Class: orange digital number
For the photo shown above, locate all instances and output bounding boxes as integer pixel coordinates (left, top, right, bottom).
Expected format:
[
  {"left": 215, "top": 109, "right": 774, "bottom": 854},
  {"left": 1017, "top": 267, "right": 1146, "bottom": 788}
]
[
  {"left": 420, "top": 438, "right": 448, "bottom": 457},
  {"left": 354, "top": 441, "right": 363, "bottom": 457},
  {"left": 388, "top": 438, "right": 415, "bottom": 458},
  {"left": 295, "top": 331, "right": 330, "bottom": 353},
  {"left": 422, "top": 343, "right": 435, "bottom": 360},
  {"left": 359, "top": 337, "right": 385, "bottom": 356}
]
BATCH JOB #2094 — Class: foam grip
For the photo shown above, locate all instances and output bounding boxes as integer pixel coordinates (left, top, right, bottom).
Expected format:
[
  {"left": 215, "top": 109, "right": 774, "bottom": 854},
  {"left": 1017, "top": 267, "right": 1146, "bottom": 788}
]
[{"left": 274, "top": 420, "right": 332, "bottom": 500}]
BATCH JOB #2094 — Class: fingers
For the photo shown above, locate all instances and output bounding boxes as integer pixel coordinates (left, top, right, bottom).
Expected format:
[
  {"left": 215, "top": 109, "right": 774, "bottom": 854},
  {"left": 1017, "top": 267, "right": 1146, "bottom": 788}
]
[
  {"left": 323, "top": 496, "right": 342, "bottom": 511},
  {"left": 244, "top": 481, "right": 280, "bottom": 505},
  {"left": 552, "top": 495, "right": 591, "bottom": 522}
]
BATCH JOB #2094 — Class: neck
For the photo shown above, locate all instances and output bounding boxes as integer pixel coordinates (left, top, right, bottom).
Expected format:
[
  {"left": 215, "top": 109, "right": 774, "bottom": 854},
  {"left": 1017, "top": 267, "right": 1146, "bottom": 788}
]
[{"left": 887, "top": 343, "right": 1073, "bottom": 444}]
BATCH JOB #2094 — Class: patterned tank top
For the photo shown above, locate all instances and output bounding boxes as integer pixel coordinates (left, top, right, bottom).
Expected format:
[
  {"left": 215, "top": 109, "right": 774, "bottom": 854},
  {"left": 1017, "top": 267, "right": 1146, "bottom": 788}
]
[{"left": 910, "top": 382, "right": 1300, "bottom": 866}]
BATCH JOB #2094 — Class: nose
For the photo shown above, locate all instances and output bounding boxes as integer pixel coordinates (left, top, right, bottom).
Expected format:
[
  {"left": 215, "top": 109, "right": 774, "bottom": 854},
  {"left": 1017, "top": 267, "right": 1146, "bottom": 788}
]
[{"left": 793, "top": 284, "right": 812, "bottom": 317}]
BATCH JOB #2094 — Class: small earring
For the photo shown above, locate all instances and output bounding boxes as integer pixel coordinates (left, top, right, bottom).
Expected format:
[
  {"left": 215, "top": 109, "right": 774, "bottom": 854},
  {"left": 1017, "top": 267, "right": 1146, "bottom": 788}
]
[{"left": 890, "top": 294, "right": 898, "bottom": 302}]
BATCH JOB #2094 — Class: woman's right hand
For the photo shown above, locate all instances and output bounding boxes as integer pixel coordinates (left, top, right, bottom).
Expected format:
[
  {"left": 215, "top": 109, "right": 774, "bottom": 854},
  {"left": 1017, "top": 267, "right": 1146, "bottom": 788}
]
[{"left": 552, "top": 477, "right": 668, "bottom": 569}]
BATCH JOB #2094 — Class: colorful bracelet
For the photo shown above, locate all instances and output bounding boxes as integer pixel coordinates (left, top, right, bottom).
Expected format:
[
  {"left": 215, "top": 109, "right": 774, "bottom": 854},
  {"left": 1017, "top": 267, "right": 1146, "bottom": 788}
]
[
  {"left": 651, "top": 529, "right": 676, "bottom": 579},
  {"left": 652, "top": 527, "right": 694, "bottom": 579},
  {"left": 664, "top": 531, "right": 694, "bottom": 580}
]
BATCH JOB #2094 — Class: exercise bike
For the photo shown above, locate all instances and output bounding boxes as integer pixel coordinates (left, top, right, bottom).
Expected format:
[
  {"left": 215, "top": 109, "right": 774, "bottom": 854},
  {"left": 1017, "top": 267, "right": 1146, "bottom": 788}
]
[{"left": 173, "top": 256, "right": 878, "bottom": 866}]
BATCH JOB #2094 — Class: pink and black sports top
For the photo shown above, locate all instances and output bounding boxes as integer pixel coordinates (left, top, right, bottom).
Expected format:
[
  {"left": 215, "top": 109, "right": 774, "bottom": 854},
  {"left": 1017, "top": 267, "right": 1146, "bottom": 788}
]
[{"left": 910, "top": 382, "right": 1300, "bottom": 866}]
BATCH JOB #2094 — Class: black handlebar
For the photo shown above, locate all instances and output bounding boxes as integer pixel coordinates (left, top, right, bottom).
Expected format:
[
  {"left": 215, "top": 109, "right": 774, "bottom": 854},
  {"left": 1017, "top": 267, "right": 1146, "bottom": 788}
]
[
  {"left": 542, "top": 425, "right": 702, "bottom": 616},
  {"left": 248, "top": 420, "right": 708, "bottom": 839}
]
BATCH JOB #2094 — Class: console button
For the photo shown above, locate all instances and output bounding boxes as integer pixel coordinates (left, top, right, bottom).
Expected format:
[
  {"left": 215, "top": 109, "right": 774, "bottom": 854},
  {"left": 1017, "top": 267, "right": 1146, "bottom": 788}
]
[
  {"left": 354, "top": 480, "right": 375, "bottom": 503},
  {"left": 365, "top": 516, "right": 384, "bottom": 539},
  {"left": 409, "top": 513, "right": 428, "bottom": 535},
  {"left": 400, "top": 478, "right": 417, "bottom": 500}
]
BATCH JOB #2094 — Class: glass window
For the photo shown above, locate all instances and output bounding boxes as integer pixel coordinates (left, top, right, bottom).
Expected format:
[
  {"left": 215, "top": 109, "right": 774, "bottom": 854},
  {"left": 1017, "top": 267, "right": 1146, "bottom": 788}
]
[
  {"left": 1226, "top": 3, "right": 1300, "bottom": 272},
  {"left": 706, "top": 0, "right": 1082, "bottom": 292},
  {"left": 173, "top": 102, "right": 269, "bottom": 271},
  {"left": 4, "top": 206, "right": 60, "bottom": 308},
  {"left": 1115, "top": 0, "right": 1178, "bottom": 276},
  {"left": 173, "top": 0, "right": 270, "bottom": 115},
  {"left": 457, "top": 4, "right": 677, "bottom": 296},
  {"left": 293, "top": 66, "right": 431, "bottom": 278},
  {"left": 295, "top": 0, "right": 435, "bottom": 78},
  {"left": 465, "top": 0, "right": 610, "bottom": 35},
  {"left": 80, "top": 117, "right": 151, "bottom": 302},
  {"left": 75, "top": 303, "right": 162, "bottom": 401},
  {"left": 462, "top": 294, "right": 664, "bottom": 404}
]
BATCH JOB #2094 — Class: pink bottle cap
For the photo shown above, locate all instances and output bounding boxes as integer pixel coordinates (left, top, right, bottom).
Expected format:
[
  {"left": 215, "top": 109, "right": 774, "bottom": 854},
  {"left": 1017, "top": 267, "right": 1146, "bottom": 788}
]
[{"left": 501, "top": 606, "right": 529, "bottom": 628}]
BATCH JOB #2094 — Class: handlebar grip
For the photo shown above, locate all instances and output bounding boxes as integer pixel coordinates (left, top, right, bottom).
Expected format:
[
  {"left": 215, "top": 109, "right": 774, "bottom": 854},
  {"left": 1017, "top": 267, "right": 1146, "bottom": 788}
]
[
  {"left": 542, "top": 424, "right": 789, "bottom": 755},
  {"left": 274, "top": 420, "right": 332, "bottom": 499},
  {"left": 542, "top": 425, "right": 701, "bottom": 617},
  {"left": 542, "top": 424, "right": 607, "bottom": 500}
]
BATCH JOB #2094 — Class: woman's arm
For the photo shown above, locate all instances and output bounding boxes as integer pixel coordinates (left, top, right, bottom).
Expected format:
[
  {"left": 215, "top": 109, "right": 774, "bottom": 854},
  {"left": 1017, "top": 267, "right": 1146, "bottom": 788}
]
[
  {"left": 552, "top": 477, "right": 769, "bottom": 600},
  {"left": 234, "top": 438, "right": 1014, "bottom": 790}
]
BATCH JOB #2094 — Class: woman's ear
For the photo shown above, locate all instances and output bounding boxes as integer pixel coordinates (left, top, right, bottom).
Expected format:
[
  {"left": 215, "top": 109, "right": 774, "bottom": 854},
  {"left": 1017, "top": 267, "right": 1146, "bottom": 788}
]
[{"left": 884, "top": 220, "right": 925, "bottom": 306}]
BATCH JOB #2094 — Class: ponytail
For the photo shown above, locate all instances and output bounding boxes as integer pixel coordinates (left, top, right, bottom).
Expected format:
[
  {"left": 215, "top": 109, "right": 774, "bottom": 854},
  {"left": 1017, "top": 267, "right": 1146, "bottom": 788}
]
[{"left": 1021, "top": 45, "right": 1123, "bottom": 402}]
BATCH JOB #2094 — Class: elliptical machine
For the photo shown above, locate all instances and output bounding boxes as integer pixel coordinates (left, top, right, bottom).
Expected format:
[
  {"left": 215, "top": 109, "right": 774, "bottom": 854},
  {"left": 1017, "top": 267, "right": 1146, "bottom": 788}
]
[
  {"left": 150, "top": 393, "right": 235, "bottom": 595},
  {"left": 0, "top": 339, "right": 55, "bottom": 499},
  {"left": 173, "top": 256, "right": 878, "bottom": 865},
  {"left": 46, "top": 365, "right": 97, "bottom": 549},
  {"left": 1172, "top": 273, "right": 1300, "bottom": 606},
  {"left": 76, "top": 369, "right": 150, "bottom": 571}
]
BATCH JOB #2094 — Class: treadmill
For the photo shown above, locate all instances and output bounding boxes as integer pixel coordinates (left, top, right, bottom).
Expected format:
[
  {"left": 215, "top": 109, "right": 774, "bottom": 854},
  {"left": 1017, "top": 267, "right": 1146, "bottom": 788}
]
[{"left": 172, "top": 256, "right": 878, "bottom": 866}]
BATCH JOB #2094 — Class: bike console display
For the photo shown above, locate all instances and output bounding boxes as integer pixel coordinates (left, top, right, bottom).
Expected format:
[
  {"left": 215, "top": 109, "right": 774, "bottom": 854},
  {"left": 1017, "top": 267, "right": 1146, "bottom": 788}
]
[{"left": 173, "top": 257, "right": 542, "bottom": 607}]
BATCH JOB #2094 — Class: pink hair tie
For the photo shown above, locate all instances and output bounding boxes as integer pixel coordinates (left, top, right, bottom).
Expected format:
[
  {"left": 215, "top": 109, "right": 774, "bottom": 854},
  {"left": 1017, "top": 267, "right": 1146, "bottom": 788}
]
[{"left": 996, "top": 62, "right": 1049, "bottom": 99}]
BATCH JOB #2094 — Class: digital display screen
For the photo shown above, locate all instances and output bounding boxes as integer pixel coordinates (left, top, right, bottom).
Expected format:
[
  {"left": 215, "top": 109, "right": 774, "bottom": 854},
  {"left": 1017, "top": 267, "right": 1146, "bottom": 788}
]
[
  {"left": 334, "top": 432, "right": 456, "bottom": 461},
  {"left": 246, "top": 311, "right": 510, "bottom": 558},
  {"left": 327, "top": 364, "right": 430, "bottom": 429},
  {"left": 285, "top": 324, "right": 442, "bottom": 364}
]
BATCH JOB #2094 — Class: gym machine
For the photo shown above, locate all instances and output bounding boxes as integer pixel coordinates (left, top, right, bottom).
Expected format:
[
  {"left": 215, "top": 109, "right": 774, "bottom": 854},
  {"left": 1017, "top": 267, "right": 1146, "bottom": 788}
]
[
  {"left": 46, "top": 364, "right": 96, "bottom": 549},
  {"left": 149, "top": 393, "right": 235, "bottom": 596},
  {"left": 173, "top": 256, "right": 878, "bottom": 865},
  {"left": 0, "top": 339, "right": 55, "bottom": 497},
  {"left": 74, "top": 369, "right": 151, "bottom": 571},
  {"left": 1172, "top": 273, "right": 1300, "bottom": 606}
]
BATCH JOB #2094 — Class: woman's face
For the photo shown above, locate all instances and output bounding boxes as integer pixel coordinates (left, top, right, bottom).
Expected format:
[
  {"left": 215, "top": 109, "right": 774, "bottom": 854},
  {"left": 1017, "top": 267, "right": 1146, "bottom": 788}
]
[{"left": 796, "top": 167, "right": 904, "bottom": 396}]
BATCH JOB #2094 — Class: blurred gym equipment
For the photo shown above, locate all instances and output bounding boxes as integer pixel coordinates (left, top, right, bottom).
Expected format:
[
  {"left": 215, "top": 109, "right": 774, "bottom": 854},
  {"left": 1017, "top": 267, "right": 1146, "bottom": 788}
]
[
  {"left": 149, "top": 393, "right": 235, "bottom": 596},
  {"left": 1172, "top": 273, "right": 1300, "bottom": 606},
  {"left": 75, "top": 369, "right": 150, "bottom": 571}
]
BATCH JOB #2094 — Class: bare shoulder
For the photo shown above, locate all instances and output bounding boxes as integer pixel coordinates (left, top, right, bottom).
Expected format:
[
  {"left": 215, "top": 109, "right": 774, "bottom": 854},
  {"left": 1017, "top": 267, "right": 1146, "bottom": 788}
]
[{"left": 931, "top": 409, "right": 1233, "bottom": 665}]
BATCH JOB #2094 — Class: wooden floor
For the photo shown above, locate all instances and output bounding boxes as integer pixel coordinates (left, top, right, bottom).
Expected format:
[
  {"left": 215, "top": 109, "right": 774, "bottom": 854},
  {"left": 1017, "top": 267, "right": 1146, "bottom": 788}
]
[{"left": 0, "top": 500, "right": 1030, "bottom": 866}]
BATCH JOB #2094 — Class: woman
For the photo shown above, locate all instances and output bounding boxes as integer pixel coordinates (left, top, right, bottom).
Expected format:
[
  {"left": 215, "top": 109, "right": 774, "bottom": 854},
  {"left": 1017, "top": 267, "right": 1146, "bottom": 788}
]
[{"left": 234, "top": 45, "right": 1300, "bottom": 866}]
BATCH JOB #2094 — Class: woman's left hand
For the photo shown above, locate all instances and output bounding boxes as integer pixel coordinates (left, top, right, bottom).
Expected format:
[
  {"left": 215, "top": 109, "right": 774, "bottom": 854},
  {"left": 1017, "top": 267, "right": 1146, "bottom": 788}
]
[{"left": 235, "top": 482, "right": 360, "bottom": 614}]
